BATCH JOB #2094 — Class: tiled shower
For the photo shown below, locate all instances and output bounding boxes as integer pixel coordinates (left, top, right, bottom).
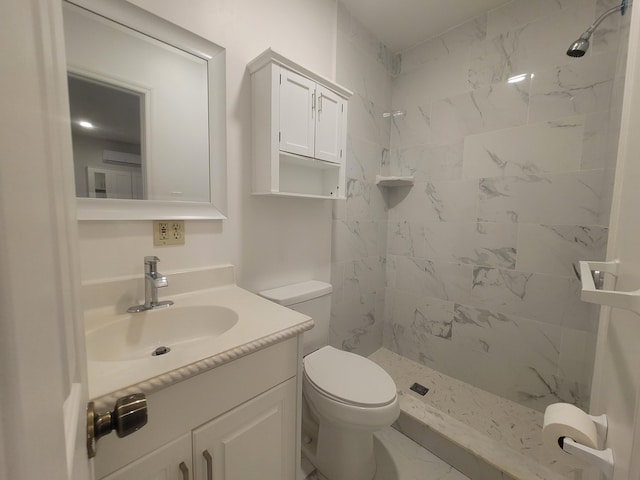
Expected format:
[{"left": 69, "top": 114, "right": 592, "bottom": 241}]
[{"left": 331, "top": 0, "right": 630, "bottom": 413}]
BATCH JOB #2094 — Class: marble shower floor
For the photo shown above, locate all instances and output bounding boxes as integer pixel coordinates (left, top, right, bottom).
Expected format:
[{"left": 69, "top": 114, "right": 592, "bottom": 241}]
[{"left": 369, "top": 348, "right": 590, "bottom": 480}]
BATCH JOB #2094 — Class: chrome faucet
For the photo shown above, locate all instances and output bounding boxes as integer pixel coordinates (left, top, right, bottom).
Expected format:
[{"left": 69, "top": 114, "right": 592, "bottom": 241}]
[{"left": 127, "top": 256, "right": 174, "bottom": 313}]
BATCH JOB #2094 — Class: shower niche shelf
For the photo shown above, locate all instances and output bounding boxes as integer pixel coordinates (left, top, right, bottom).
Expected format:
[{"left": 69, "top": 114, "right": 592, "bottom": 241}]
[{"left": 375, "top": 175, "right": 414, "bottom": 187}]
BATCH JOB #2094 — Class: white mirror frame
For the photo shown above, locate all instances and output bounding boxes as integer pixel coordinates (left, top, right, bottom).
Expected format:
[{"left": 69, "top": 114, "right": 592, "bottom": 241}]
[{"left": 65, "top": 0, "right": 227, "bottom": 220}]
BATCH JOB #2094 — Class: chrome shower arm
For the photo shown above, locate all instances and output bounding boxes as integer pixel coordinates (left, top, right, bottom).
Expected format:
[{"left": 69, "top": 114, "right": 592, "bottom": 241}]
[{"left": 584, "top": 1, "right": 628, "bottom": 37}]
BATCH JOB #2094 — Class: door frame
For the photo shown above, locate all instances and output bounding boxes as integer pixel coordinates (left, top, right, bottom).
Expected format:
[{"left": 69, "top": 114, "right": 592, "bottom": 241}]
[{"left": 589, "top": 1, "right": 640, "bottom": 479}]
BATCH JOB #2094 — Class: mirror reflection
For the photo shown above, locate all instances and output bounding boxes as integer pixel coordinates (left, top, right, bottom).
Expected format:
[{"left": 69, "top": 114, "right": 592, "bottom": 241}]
[
  {"left": 69, "top": 74, "right": 143, "bottom": 199},
  {"left": 64, "top": 1, "right": 212, "bottom": 203}
]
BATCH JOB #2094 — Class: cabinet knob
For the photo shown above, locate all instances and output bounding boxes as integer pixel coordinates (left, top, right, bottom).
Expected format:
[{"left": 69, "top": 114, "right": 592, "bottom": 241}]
[{"left": 87, "top": 393, "right": 148, "bottom": 458}]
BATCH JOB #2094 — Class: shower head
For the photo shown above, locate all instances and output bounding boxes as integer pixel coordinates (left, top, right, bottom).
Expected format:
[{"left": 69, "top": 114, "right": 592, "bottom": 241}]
[
  {"left": 566, "top": 33, "right": 591, "bottom": 57},
  {"left": 566, "top": 0, "right": 629, "bottom": 57}
]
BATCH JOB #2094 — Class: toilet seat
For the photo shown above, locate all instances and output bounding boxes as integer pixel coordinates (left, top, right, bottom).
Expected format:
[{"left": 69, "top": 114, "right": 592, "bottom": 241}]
[{"left": 303, "top": 346, "right": 397, "bottom": 407}]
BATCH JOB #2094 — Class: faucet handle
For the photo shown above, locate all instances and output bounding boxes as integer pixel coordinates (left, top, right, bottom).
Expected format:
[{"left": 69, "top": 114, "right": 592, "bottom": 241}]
[{"left": 144, "top": 256, "right": 160, "bottom": 275}]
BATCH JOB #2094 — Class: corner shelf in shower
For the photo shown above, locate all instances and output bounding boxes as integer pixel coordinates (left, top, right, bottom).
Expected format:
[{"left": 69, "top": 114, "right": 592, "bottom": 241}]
[{"left": 375, "top": 175, "right": 415, "bottom": 187}]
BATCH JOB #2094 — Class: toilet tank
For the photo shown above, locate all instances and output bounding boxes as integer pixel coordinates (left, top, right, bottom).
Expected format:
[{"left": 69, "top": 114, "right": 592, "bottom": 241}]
[{"left": 259, "top": 280, "right": 332, "bottom": 356}]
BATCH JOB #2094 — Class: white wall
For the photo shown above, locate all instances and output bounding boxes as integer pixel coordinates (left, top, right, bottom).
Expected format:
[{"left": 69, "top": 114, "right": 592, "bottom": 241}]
[
  {"left": 78, "top": 0, "right": 338, "bottom": 290},
  {"left": 590, "top": 2, "right": 640, "bottom": 478}
]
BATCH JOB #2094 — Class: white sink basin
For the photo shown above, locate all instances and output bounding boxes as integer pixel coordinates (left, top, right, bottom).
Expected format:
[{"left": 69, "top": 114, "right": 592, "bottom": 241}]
[
  {"left": 86, "top": 305, "right": 239, "bottom": 362},
  {"left": 83, "top": 280, "right": 313, "bottom": 400}
]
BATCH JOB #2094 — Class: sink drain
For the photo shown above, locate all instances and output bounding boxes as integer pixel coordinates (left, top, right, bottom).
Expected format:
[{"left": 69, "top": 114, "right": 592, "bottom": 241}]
[{"left": 152, "top": 346, "right": 171, "bottom": 356}]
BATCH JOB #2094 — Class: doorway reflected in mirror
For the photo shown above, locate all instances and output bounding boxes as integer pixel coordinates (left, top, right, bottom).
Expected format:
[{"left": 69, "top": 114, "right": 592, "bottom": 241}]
[{"left": 68, "top": 74, "right": 144, "bottom": 200}]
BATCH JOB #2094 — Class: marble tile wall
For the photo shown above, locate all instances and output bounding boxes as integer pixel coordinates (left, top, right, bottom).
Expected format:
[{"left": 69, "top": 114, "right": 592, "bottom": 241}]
[
  {"left": 329, "top": 4, "right": 396, "bottom": 355},
  {"left": 382, "top": 0, "right": 629, "bottom": 411}
]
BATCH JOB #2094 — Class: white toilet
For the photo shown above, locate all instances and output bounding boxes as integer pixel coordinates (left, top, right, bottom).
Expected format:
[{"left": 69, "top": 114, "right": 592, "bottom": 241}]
[{"left": 259, "top": 281, "right": 400, "bottom": 480}]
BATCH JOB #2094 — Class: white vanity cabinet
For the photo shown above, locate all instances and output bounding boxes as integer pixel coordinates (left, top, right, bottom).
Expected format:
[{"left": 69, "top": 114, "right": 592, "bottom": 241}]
[
  {"left": 248, "top": 49, "right": 352, "bottom": 199},
  {"left": 94, "top": 338, "right": 301, "bottom": 480},
  {"left": 192, "top": 379, "right": 296, "bottom": 479}
]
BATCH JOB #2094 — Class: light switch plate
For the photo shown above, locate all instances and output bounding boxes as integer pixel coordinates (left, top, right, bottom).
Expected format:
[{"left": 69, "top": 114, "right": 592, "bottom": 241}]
[{"left": 153, "top": 220, "right": 185, "bottom": 246}]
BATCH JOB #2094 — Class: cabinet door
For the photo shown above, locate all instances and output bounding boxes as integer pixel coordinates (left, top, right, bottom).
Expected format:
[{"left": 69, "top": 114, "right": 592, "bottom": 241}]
[
  {"left": 192, "top": 379, "right": 296, "bottom": 480},
  {"left": 279, "top": 69, "right": 316, "bottom": 158},
  {"left": 101, "top": 433, "right": 192, "bottom": 480},
  {"left": 314, "top": 85, "right": 345, "bottom": 164}
]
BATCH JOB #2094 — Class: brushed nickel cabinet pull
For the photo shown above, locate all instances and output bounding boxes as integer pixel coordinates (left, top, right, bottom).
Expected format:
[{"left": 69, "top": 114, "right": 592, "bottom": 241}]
[
  {"left": 178, "top": 462, "right": 189, "bottom": 480},
  {"left": 179, "top": 461, "right": 189, "bottom": 480},
  {"left": 203, "top": 450, "right": 213, "bottom": 480}
]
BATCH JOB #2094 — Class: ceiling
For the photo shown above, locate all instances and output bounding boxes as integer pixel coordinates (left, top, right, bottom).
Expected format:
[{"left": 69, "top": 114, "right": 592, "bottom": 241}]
[{"left": 340, "top": 0, "right": 511, "bottom": 52}]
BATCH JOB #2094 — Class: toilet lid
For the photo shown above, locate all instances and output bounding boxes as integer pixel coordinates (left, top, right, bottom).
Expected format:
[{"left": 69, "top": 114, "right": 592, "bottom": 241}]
[{"left": 304, "top": 346, "right": 397, "bottom": 407}]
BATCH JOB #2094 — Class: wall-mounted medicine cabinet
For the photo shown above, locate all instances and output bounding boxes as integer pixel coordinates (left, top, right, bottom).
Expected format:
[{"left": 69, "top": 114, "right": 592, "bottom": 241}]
[{"left": 248, "top": 49, "right": 352, "bottom": 199}]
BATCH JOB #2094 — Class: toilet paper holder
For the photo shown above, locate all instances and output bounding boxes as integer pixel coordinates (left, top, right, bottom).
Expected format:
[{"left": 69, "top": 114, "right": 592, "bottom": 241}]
[{"left": 560, "top": 413, "right": 614, "bottom": 479}]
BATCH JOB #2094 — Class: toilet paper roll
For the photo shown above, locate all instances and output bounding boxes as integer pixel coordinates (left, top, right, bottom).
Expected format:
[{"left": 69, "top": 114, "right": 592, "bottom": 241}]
[{"left": 542, "top": 403, "right": 598, "bottom": 451}]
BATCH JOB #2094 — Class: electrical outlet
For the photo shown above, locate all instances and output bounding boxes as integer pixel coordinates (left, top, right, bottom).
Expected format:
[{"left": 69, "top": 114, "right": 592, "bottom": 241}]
[
  {"left": 153, "top": 220, "right": 185, "bottom": 246},
  {"left": 158, "top": 222, "right": 169, "bottom": 240},
  {"left": 170, "top": 221, "right": 184, "bottom": 241}
]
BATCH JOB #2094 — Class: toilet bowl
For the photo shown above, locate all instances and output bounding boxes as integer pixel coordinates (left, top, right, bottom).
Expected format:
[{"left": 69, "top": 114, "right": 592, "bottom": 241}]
[
  {"left": 259, "top": 281, "right": 400, "bottom": 480},
  {"left": 301, "top": 346, "right": 400, "bottom": 480}
]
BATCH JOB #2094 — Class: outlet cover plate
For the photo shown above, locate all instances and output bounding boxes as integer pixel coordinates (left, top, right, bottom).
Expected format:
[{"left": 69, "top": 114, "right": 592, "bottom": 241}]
[{"left": 153, "top": 220, "right": 185, "bottom": 246}]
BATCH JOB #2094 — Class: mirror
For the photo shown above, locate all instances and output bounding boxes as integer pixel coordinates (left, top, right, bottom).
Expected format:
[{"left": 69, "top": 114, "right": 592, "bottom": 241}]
[{"left": 63, "top": 0, "right": 227, "bottom": 220}]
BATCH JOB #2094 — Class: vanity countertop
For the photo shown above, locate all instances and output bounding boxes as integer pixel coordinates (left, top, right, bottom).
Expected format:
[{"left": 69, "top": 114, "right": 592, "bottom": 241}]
[{"left": 82, "top": 266, "right": 313, "bottom": 408}]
